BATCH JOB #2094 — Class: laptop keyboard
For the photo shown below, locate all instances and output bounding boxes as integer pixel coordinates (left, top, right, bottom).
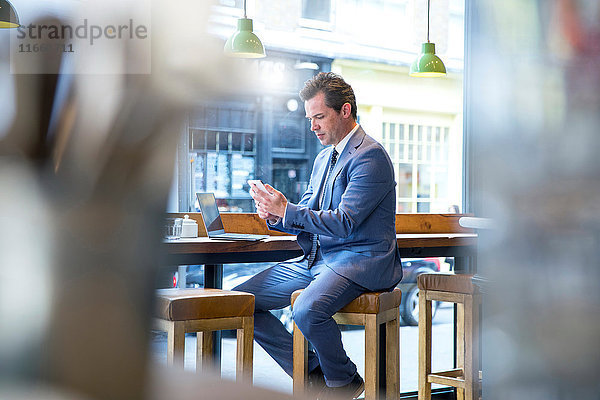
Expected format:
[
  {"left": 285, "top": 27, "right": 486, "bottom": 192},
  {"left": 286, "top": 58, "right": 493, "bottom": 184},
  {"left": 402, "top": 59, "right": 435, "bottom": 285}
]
[{"left": 213, "top": 233, "right": 269, "bottom": 241}]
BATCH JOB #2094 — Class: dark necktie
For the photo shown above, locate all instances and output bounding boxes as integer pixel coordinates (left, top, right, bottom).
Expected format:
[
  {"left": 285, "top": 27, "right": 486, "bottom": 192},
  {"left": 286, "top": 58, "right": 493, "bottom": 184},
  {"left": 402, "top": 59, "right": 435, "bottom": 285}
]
[{"left": 307, "top": 149, "right": 338, "bottom": 267}]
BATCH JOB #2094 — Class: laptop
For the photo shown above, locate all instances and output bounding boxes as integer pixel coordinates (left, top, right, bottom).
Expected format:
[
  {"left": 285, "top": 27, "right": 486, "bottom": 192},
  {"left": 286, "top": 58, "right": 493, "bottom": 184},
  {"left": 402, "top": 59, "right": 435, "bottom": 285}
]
[{"left": 196, "top": 193, "right": 270, "bottom": 241}]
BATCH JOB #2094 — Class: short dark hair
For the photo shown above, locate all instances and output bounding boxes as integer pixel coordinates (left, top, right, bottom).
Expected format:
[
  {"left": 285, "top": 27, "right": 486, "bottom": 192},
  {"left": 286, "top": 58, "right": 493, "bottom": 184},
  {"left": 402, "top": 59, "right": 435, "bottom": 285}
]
[{"left": 299, "top": 72, "right": 357, "bottom": 120}]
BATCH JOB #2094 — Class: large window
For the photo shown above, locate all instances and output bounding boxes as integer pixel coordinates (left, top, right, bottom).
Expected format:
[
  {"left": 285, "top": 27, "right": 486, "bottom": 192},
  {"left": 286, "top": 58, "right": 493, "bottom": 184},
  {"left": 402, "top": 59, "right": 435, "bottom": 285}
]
[{"left": 165, "top": 0, "right": 466, "bottom": 396}]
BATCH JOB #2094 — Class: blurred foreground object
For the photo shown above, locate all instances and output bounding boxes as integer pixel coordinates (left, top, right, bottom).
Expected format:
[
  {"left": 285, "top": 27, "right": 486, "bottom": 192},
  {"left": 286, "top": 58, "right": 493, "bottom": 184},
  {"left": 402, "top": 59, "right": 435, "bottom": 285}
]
[
  {"left": 0, "top": 0, "right": 261, "bottom": 398},
  {"left": 467, "top": 0, "right": 600, "bottom": 398}
]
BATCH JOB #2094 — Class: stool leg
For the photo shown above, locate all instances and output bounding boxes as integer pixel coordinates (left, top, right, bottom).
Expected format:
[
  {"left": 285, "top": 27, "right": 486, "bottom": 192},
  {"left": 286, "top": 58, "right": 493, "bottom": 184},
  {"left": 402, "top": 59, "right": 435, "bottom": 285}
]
[
  {"left": 364, "top": 314, "right": 380, "bottom": 400},
  {"left": 197, "top": 331, "right": 213, "bottom": 374},
  {"left": 418, "top": 290, "right": 432, "bottom": 400},
  {"left": 386, "top": 310, "right": 400, "bottom": 400},
  {"left": 167, "top": 321, "right": 185, "bottom": 368},
  {"left": 456, "top": 302, "right": 465, "bottom": 400},
  {"left": 464, "top": 296, "right": 477, "bottom": 400},
  {"left": 236, "top": 316, "right": 254, "bottom": 384},
  {"left": 293, "top": 321, "right": 308, "bottom": 396},
  {"left": 473, "top": 296, "right": 481, "bottom": 400}
]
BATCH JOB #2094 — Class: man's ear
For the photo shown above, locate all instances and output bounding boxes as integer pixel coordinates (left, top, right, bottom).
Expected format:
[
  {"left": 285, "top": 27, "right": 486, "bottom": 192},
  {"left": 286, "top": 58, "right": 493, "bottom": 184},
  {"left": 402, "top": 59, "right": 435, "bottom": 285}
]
[{"left": 341, "top": 102, "right": 352, "bottom": 118}]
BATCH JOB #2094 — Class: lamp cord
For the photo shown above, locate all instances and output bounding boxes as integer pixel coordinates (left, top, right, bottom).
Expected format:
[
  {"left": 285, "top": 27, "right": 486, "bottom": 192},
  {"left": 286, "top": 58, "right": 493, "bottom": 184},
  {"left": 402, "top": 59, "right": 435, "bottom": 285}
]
[
  {"left": 427, "top": 0, "right": 430, "bottom": 43},
  {"left": 243, "top": 0, "right": 247, "bottom": 18}
]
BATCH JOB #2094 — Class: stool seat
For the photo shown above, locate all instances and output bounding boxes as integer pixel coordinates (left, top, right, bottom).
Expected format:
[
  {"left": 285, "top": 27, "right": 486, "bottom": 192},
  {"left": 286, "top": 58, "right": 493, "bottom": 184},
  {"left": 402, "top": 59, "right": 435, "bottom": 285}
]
[
  {"left": 291, "top": 288, "right": 401, "bottom": 314},
  {"left": 155, "top": 288, "right": 255, "bottom": 321},
  {"left": 418, "top": 273, "right": 477, "bottom": 294},
  {"left": 153, "top": 288, "right": 254, "bottom": 384}
]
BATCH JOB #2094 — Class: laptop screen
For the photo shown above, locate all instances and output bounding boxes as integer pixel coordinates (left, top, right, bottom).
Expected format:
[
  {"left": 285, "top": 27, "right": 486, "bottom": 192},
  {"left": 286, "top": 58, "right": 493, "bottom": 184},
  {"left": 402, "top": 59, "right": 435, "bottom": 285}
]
[{"left": 196, "top": 193, "right": 226, "bottom": 235}]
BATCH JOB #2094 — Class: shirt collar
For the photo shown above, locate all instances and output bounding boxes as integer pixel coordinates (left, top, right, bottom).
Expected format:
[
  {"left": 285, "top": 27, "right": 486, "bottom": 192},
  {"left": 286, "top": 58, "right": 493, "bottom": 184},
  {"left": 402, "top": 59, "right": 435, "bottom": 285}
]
[{"left": 334, "top": 123, "right": 359, "bottom": 156}]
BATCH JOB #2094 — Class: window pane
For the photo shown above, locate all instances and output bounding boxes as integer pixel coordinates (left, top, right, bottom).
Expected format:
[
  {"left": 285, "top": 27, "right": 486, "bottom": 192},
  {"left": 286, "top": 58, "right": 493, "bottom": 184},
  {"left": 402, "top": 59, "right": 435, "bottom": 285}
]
[
  {"left": 435, "top": 166, "right": 449, "bottom": 198},
  {"left": 218, "top": 0, "right": 242, "bottom": 7},
  {"left": 397, "top": 163, "right": 412, "bottom": 198},
  {"left": 302, "top": 0, "right": 331, "bottom": 22},
  {"left": 219, "top": 132, "right": 229, "bottom": 151},
  {"left": 441, "top": 144, "right": 449, "bottom": 163},
  {"left": 397, "top": 201, "right": 412, "bottom": 213},
  {"left": 244, "top": 134, "right": 255, "bottom": 152},
  {"left": 231, "top": 132, "right": 242, "bottom": 151},
  {"left": 190, "top": 129, "right": 205, "bottom": 150},
  {"left": 417, "top": 164, "right": 431, "bottom": 197},
  {"left": 206, "top": 131, "right": 217, "bottom": 150},
  {"left": 231, "top": 155, "right": 255, "bottom": 197},
  {"left": 417, "top": 201, "right": 430, "bottom": 212},
  {"left": 206, "top": 153, "right": 230, "bottom": 197},
  {"left": 191, "top": 153, "right": 205, "bottom": 202}
]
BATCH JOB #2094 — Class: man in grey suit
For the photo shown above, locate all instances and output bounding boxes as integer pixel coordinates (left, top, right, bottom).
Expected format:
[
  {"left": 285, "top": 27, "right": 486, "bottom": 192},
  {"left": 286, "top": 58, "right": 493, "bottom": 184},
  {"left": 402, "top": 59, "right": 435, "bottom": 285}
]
[{"left": 236, "top": 72, "right": 402, "bottom": 400}]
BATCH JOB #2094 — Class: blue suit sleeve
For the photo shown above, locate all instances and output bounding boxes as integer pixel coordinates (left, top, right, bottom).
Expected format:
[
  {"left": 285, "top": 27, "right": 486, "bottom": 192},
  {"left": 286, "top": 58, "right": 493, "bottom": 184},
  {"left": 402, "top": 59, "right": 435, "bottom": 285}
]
[{"left": 284, "top": 146, "right": 395, "bottom": 238}]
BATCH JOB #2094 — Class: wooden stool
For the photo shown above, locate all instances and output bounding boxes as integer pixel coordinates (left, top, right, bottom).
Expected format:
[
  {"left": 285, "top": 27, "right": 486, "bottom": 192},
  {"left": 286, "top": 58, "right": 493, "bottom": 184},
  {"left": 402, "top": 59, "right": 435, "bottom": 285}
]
[
  {"left": 418, "top": 273, "right": 481, "bottom": 400},
  {"left": 154, "top": 288, "right": 254, "bottom": 383},
  {"left": 291, "top": 288, "right": 402, "bottom": 400}
]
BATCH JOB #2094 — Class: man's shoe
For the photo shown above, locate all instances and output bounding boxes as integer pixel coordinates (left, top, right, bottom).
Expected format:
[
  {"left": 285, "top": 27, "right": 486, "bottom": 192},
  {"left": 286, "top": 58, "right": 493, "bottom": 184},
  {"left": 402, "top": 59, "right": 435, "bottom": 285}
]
[
  {"left": 316, "top": 373, "right": 364, "bottom": 400},
  {"left": 307, "top": 365, "right": 326, "bottom": 395}
]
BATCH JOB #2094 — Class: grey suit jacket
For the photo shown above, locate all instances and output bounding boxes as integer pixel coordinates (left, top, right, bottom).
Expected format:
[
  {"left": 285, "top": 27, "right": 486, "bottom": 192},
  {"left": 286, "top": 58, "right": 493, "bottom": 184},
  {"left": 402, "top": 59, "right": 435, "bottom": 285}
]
[{"left": 269, "top": 127, "right": 403, "bottom": 291}]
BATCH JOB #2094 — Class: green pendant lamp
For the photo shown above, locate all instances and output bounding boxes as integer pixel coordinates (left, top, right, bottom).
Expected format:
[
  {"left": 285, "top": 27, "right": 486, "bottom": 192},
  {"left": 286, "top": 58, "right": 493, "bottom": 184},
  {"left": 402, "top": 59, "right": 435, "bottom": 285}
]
[
  {"left": 0, "top": 0, "right": 20, "bottom": 28},
  {"left": 410, "top": 0, "right": 446, "bottom": 77},
  {"left": 224, "top": 0, "right": 265, "bottom": 58}
]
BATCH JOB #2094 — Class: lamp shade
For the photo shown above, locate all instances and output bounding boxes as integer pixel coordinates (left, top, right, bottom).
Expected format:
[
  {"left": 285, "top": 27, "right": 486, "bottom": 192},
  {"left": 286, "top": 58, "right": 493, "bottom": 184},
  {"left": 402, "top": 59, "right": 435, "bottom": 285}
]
[
  {"left": 409, "top": 42, "right": 446, "bottom": 77},
  {"left": 224, "top": 18, "right": 265, "bottom": 58},
  {"left": 0, "top": 0, "right": 20, "bottom": 28}
]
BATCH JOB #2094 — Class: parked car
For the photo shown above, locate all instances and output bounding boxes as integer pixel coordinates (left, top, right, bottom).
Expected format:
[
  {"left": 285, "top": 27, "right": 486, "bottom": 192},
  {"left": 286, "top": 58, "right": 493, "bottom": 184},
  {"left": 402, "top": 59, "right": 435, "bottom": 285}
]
[
  {"left": 176, "top": 257, "right": 448, "bottom": 329},
  {"left": 396, "top": 258, "right": 442, "bottom": 326}
]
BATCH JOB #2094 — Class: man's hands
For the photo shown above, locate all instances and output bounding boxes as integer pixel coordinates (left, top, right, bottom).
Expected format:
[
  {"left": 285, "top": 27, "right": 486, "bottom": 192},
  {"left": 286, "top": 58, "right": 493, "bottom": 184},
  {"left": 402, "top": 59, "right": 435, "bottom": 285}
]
[{"left": 249, "top": 183, "right": 288, "bottom": 224}]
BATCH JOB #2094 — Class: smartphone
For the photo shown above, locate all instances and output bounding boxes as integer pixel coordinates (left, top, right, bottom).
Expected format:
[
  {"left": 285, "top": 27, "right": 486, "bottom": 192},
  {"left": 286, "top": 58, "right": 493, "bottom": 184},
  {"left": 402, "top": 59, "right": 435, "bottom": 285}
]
[{"left": 248, "top": 179, "right": 271, "bottom": 196}]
